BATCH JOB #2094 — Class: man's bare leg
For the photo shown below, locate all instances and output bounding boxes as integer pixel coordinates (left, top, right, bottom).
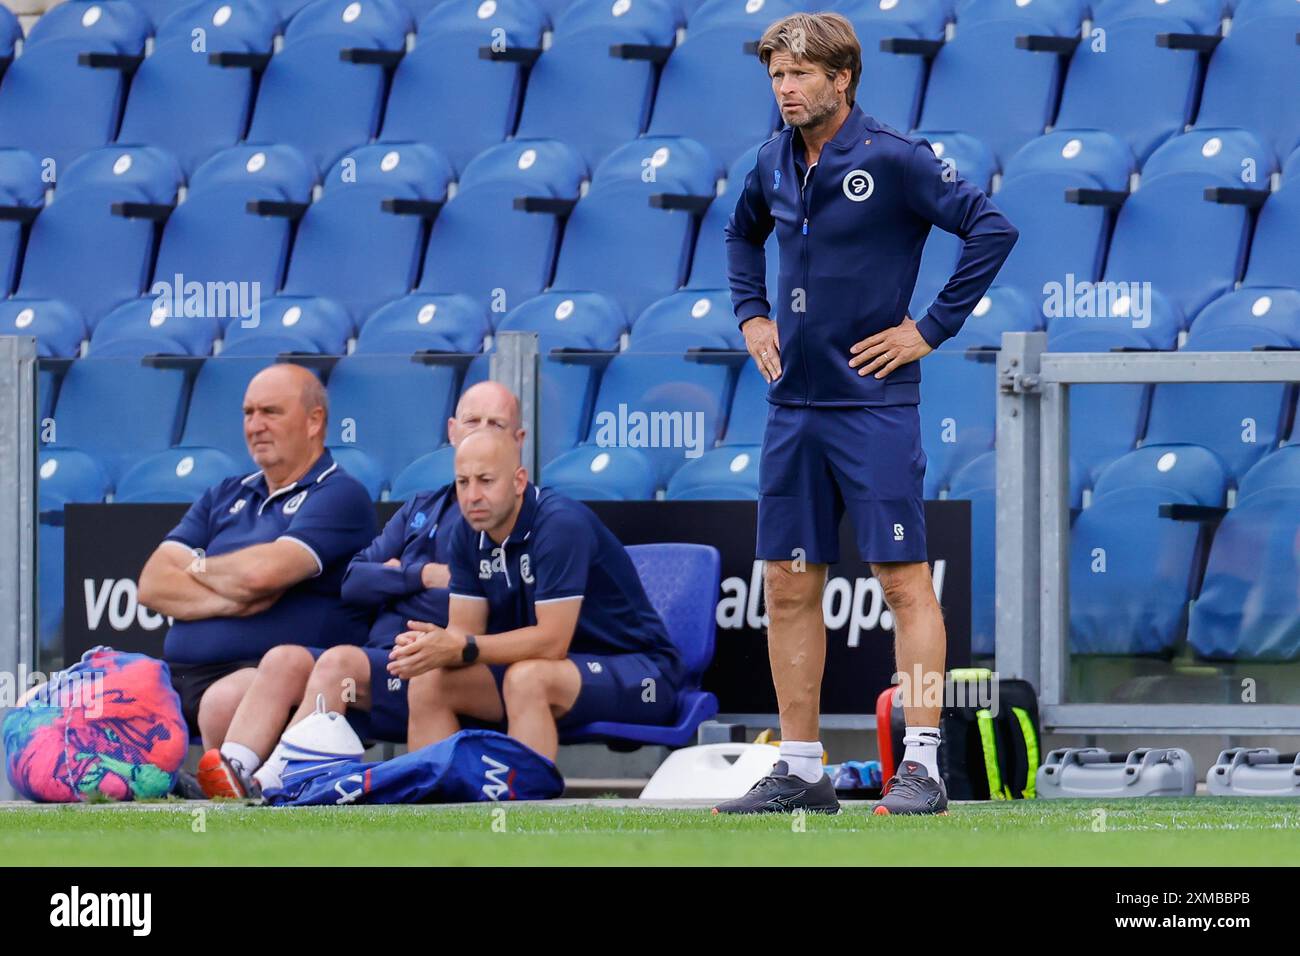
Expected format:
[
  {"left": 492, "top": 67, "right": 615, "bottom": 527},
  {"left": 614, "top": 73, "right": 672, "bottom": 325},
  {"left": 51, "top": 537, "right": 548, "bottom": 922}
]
[
  {"left": 873, "top": 561, "right": 946, "bottom": 729},
  {"left": 500, "top": 659, "right": 581, "bottom": 761},
  {"left": 196, "top": 668, "right": 258, "bottom": 749},
  {"left": 287, "top": 645, "right": 374, "bottom": 727},
  {"left": 406, "top": 664, "right": 504, "bottom": 750},
  {"left": 222, "top": 645, "right": 316, "bottom": 759},
  {"left": 764, "top": 560, "right": 828, "bottom": 742}
]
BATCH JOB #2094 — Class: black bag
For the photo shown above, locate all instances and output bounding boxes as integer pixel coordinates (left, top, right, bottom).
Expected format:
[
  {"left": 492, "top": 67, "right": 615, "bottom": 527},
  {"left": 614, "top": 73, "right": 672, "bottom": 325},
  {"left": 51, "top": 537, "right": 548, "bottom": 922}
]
[{"left": 877, "top": 668, "right": 1042, "bottom": 800}]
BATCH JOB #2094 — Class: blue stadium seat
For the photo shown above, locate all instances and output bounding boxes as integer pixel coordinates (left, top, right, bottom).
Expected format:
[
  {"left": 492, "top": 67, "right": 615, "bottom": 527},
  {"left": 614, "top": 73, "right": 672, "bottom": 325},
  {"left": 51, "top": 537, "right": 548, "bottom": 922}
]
[
  {"left": 1047, "top": 16, "right": 1203, "bottom": 163},
  {"left": 1003, "top": 129, "right": 1134, "bottom": 188},
  {"left": 1070, "top": 446, "right": 1226, "bottom": 654},
  {"left": 414, "top": 142, "right": 580, "bottom": 314},
  {"left": 947, "top": 450, "right": 994, "bottom": 656},
  {"left": 379, "top": 0, "right": 549, "bottom": 174},
  {"left": 687, "top": 0, "right": 796, "bottom": 30},
  {"left": 177, "top": 356, "right": 277, "bottom": 462},
  {"left": 1188, "top": 288, "right": 1300, "bottom": 345},
  {"left": 1092, "top": 0, "right": 1226, "bottom": 30},
  {"left": 44, "top": 358, "right": 190, "bottom": 486},
  {"left": 1141, "top": 127, "right": 1274, "bottom": 183},
  {"left": 1143, "top": 325, "right": 1293, "bottom": 482},
  {"left": 115, "top": 0, "right": 280, "bottom": 175},
  {"left": 38, "top": 449, "right": 112, "bottom": 512},
  {"left": 954, "top": 0, "right": 1087, "bottom": 32},
  {"left": 1048, "top": 327, "right": 1154, "bottom": 485},
  {"left": 1230, "top": 0, "right": 1300, "bottom": 27},
  {"left": 498, "top": 291, "right": 628, "bottom": 350},
  {"left": 545, "top": 348, "right": 732, "bottom": 492},
  {"left": 0, "top": 3, "right": 150, "bottom": 171},
  {"left": 685, "top": 143, "right": 779, "bottom": 295},
  {"left": 548, "top": 137, "right": 720, "bottom": 319},
  {"left": 632, "top": 290, "right": 744, "bottom": 350},
  {"left": 646, "top": 25, "right": 781, "bottom": 170},
  {"left": 0, "top": 149, "right": 45, "bottom": 297},
  {"left": 1241, "top": 180, "right": 1300, "bottom": 290},
  {"left": 1, "top": 147, "right": 182, "bottom": 333},
  {"left": 821, "top": 15, "right": 929, "bottom": 129},
  {"left": 390, "top": 444, "right": 456, "bottom": 498},
  {"left": 918, "top": 349, "right": 997, "bottom": 496},
  {"left": 327, "top": 443, "right": 388, "bottom": 498},
  {"left": 543, "top": 445, "right": 660, "bottom": 499},
  {"left": 562, "top": 542, "right": 721, "bottom": 747},
  {"left": 1236, "top": 445, "right": 1300, "bottom": 501},
  {"left": 89, "top": 298, "right": 220, "bottom": 357},
  {"left": 665, "top": 444, "right": 759, "bottom": 498},
  {"left": 219, "top": 296, "right": 354, "bottom": 354},
  {"left": 1187, "top": 487, "right": 1300, "bottom": 660},
  {"left": 114, "top": 446, "right": 243, "bottom": 502},
  {"left": 258, "top": 144, "right": 454, "bottom": 334},
  {"left": 241, "top": 0, "right": 414, "bottom": 173},
  {"left": 512, "top": 0, "right": 678, "bottom": 171},
  {"left": 356, "top": 295, "right": 484, "bottom": 353},
  {"left": 940, "top": 287, "right": 1042, "bottom": 350},
  {"left": 325, "top": 353, "right": 462, "bottom": 484},
  {"left": 4, "top": 301, "right": 86, "bottom": 358},
  {"left": 1044, "top": 285, "right": 1182, "bottom": 349},
  {"left": 1284, "top": 145, "right": 1300, "bottom": 182},
  {"left": 1191, "top": 17, "right": 1300, "bottom": 165},
  {"left": 831, "top": 0, "right": 952, "bottom": 38},
  {"left": 911, "top": 18, "right": 1062, "bottom": 166},
  {"left": 917, "top": 132, "right": 998, "bottom": 193}
]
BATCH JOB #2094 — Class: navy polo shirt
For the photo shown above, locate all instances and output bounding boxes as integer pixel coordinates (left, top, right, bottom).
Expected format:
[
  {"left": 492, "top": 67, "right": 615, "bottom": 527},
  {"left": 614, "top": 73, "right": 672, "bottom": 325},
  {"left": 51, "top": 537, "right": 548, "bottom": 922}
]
[
  {"left": 161, "top": 450, "right": 378, "bottom": 666},
  {"left": 447, "top": 484, "right": 682, "bottom": 684},
  {"left": 340, "top": 484, "right": 459, "bottom": 648}
]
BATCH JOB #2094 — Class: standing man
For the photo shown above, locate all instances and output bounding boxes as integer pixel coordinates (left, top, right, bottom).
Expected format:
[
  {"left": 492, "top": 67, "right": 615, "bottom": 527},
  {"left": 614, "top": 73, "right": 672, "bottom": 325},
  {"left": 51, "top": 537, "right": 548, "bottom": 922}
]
[{"left": 716, "top": 13, "right": 1018, "bottom": 815}]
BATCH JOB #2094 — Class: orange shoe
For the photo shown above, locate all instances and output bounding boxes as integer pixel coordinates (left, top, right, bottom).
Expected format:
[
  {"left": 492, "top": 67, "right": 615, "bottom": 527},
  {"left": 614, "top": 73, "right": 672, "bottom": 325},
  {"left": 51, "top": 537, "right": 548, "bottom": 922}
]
[{"left": 197, "top": 748, "right": 251, "bottom": 799}]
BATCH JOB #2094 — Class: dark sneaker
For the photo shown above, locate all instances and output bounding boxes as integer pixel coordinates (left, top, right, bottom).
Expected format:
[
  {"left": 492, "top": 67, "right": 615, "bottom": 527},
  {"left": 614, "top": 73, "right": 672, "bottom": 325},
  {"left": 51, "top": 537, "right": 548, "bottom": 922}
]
[
  {"left": 712, "top": 760, "right": 841, "bottom": 815},
  {"left": 873, "top": 760, "right": 949, "bottom": 816}
]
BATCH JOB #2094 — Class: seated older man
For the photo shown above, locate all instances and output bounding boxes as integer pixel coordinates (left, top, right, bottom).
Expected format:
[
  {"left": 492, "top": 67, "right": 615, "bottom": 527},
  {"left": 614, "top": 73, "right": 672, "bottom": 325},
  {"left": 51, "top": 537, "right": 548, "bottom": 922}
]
[{"left": 138, "top": 363, "right": 376, "bottom": 749}]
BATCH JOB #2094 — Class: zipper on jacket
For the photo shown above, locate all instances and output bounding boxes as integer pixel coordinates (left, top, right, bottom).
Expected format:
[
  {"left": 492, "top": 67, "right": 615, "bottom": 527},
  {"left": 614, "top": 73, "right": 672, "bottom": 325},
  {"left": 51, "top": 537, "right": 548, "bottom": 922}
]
[{"left": 799, "top": 161, "right": 816, "bottom": 405}]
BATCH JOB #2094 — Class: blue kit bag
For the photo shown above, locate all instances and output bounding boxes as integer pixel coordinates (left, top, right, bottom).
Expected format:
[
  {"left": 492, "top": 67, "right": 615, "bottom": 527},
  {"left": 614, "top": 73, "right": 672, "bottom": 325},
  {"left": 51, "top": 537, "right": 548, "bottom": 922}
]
[{"left": 261, "top": 729, "right": 565, "bottom": 806}]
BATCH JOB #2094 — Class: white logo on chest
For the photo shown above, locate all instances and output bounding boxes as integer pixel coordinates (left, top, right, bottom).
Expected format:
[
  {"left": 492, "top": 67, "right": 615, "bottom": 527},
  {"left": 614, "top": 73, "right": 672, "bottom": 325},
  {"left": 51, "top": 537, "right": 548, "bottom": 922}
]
[
  {"left": 842, "top": 169, "right": 875, "bottom": 202},
  {"left": 520, "top": 553, "right": 534, "bottom": 584},
  {"left": 282, "top": 490, "right": 308, "bottom": 515}
]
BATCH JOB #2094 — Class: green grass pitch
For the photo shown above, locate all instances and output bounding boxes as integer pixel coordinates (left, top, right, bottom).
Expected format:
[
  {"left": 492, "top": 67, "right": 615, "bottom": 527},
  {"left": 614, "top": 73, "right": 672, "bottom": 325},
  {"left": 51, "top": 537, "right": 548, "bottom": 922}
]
[{"left": 2, "top": 798, "right": 1298, "bottom": 865}]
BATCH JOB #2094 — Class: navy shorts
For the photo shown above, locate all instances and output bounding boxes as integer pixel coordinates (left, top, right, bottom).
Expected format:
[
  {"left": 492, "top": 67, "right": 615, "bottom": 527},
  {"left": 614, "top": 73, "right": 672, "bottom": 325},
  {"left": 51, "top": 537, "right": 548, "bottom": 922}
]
[
  {"left": 308, "top": 645, "right": 409, "bottom": 743},
  {"left": 758, "top": 402, "right": 928, "bottom": 565},
  {"left": 487, "top": 653, "right": 679, "bottom": 729}
]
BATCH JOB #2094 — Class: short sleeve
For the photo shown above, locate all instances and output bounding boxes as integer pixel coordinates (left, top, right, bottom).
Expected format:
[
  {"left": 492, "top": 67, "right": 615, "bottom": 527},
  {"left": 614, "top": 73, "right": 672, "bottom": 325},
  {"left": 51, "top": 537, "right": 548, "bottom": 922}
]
[
  {"left": 163, "top": 484, "right": 217, "bottom": 551},
  {"left": 533, "top": 507, "right": 595, "bottom": 602},
  {"left": 446, "top": 514, "right": 486, "bottom": 600},
  {"left": 278, "top": 477, "right": 377, "bottom": 575}
]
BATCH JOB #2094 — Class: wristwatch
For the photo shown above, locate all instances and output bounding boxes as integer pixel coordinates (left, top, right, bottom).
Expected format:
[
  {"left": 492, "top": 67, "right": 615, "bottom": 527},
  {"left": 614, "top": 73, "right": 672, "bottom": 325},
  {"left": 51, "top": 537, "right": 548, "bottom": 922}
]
[{"left": 461, "top": 633, "right": 479, "bottom": 665}]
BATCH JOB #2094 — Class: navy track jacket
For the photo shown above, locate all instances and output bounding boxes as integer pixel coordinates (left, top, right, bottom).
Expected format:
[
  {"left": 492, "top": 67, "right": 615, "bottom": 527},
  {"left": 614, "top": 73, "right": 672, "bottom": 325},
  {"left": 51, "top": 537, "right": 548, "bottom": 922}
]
[{"left": 725, "top": 104, "right": 1019, "bottom": 407}]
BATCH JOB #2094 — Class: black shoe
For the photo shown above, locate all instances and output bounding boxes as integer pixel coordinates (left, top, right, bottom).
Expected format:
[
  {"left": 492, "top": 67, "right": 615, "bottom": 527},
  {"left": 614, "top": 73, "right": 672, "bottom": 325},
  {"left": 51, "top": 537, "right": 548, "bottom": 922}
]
[
  {"left": 170, "top": 769, "right": 207, "bottom": 800},
  {"left": 873, "top": 760, "right": 949, "bottom": 816},
  {"left": 712, "top": 760, "right": 841, "bottom": 815}
]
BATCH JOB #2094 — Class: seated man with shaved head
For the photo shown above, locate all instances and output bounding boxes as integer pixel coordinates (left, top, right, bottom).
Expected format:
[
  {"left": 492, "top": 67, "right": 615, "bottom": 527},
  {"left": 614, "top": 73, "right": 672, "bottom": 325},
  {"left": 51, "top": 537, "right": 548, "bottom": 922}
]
[
  {"left": 392, "top": 429, "right": 684, "bottom": 762},
  {"left": 196, "top": 382, "right": 525, "bottom": 798},
  {"left": 138, "top": 363, "right": 377, "bottom": 756}
]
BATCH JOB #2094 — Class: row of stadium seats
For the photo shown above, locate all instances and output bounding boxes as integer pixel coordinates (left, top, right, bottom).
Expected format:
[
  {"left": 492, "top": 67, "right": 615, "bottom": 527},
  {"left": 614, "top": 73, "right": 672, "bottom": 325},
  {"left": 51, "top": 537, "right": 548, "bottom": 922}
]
[
  {"left": 0, "top": 0, "right": 1296, "bottom": 188},
  {"left": 5, "top": 126, "right": 1298, "bottom": 367}
]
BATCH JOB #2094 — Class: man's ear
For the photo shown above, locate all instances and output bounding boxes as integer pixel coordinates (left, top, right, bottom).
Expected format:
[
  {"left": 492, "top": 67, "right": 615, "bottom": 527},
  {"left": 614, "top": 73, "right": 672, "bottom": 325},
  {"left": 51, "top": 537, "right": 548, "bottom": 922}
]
[
  {"left": 447, "top": 417, "right": 460, "bottom": 447},
  {"left": 515, "top": 466, "right": 529, "bottom": 495},
  {"left": 307, "top": 405, "right": 327, "bottom": 441}
]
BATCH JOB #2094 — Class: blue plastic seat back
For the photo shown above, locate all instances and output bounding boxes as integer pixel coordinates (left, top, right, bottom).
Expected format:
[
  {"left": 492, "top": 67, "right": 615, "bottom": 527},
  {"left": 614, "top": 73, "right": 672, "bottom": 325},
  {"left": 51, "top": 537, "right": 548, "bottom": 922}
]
[
  {"left": 457, "top": 139, "right": 587, "bottom": 195},
  {"left": 830, "top": 0, "right": 952, "bottom": 39},
  {"left": 89, "top": 297, "right": 221, "bottom": 357},
  {"left": 1237, "top": 445, "right": 1300, "bottom": 501},
  {"left": 918, "top": 349, "right": 997, "bottom": 496},
  {"left": 947, "top": 450, "right": 996, "bottom": 656},
  {"left": 1, "top": 301, "right": 87, "bottom": 358},
  {"left": 1194, "top": 18, "right": 1300, "bottom": 162},
  {"left": 47, "top": 358, "right": 190, "bottom": 485},
  {"left": 646, "top": 25, "right": 781, "bottom": 171},
  {"left": 686, "top": 0, "right": 797, "bottom": 30},
  {"left": 1187, "top": 488, "right": 1300, "bottom": 660},
  {"left": 941, "top": 287, "right": 1043, "bottom": 350},
  {"left": 537, "top": 354, "right": 602, "bottom": 466},
  {"left": 115, "top": 447, "right": 244, "bottom": 502},
  {"left": 390, "top": 445, "right": 456, "bottom": 499},
  {"left": 664, "top": 444, "right": 759, "bottom": 499},
  {"left": 1092, "top": 443, "right": 1230, "bottom": 505},
  {"left": 219, "top": 295, "right": 354, "bottom": 354},
  {"left": 1230, "top": 0, "right": 1300, "bottom": 28},
  {"left": 1142, "top": 127, "right": 1273, "bottom": 183},
  {"left": 591, "top": 135, "right": 720, "bottom": 193},
  {"left": 1189, "top": 288, "right": 1300, "bottom": 346},
  {"left": 1243, "top": 181, "right": 1300, "bottom": 289},
  {"left": 1144, "top": 327, "right": 1292, "bottom": 481},
  {"left": 284, "top": 0, "right": 412, "bottom": 43},
  {"left": 327, "top": 444, "right": 387, "bottom": 499},
  {"left": 686, "top": 143, "right": 778, "bottom": 294},
  {"left": 26, "top": 0, "right": 152, "bottom": 49},
  {"left": 38, "top": 449, "right": 111, "bottom": 513},
  {"left": 189, "top": 143, "right": 319, "bottom": 198},
  {"left": 543, "top": 445, "right": 659, "bottom": 499},
  {"left": 498, "top": 291, "right": 627, "bottom": 350},
  {"left": 955, "top": 0, "right": 1086, "bottom": 31},
  {"left": 1091, "top": 0, "right": 1225, "bottom": 31},
  {"left": 556, "top": 0, "right": 680, "bottom": 35},
  {"left": 724, "top": 360, "right": 767, "bottom": 444},
  {"left": 916, "top": 18, "right": 1061, "bottom": 165},
  {"left": 1069, "top": 484, "right": 1201, "bottom": 654},
  {"left": 915, "top": 132, "right": 998, "bottom": 193},
  {"left": 357, "top": 293, "right": 488, "bottom": 353},
  {"left": 1052, "top": 16, "right": 1202, "bottom": 162},
  {"left": 631, "top": 290, "right": 744, "bottom": 350},
  {"left": 326, "top": 354, "right": 461, "bottom": 480},
  {"left": 416, "top": 179, "right": 563, "bottom": 315},
  {"left": 1003, "top": 130, "right": 1135, "bottom": 189},
  {"left": 626, "top": 542, "right": 721, "bottom": 683}
]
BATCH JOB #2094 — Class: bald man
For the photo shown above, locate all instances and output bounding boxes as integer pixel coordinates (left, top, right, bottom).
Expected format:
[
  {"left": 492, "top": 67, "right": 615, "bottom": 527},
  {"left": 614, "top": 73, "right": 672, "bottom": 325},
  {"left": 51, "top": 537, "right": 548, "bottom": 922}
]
[
  {"left": 139, "top": 363, "right": 376, "bottom": 751},
  {"left": 197, "top": 383, "right": 525, "bottom": 798},
  {"left": 393, "top": 429, "right": 683, "bottom": 761}
]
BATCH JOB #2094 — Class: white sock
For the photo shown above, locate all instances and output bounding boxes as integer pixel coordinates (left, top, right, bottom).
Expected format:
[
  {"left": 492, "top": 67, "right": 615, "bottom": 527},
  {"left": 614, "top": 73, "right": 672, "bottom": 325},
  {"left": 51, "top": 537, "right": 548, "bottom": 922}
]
[
  {"left": 220, "top": 741, "right": 262, "bottom": 776},
  {"left": 901, "top": 726, "right": 941, "bottom": 779},
  {"left": 778, "top": 740, "right": 825, "bottom": 783}
]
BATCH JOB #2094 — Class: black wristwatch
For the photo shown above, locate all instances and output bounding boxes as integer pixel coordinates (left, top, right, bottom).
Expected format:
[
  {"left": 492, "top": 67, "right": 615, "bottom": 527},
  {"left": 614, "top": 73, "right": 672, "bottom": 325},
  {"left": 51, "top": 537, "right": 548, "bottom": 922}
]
[{"left": 461, "top": 633, "right": 479, "bottom": 665}]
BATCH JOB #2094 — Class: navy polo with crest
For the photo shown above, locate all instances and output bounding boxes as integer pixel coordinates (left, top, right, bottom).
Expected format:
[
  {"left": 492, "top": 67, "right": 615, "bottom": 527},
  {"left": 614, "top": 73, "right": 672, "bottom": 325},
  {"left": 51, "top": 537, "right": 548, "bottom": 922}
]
[
  {"left": 336, "top": 483, "right": 460, "bottom": 740},
  {"left": 725, "top": 103, "right": 1018, "bottom": 564},
  {"left": 446, "top": 484, "right": 683, "bottom": 728},
  {"left": 161, "top": 450, "right": 377, "bottom": 667}
]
